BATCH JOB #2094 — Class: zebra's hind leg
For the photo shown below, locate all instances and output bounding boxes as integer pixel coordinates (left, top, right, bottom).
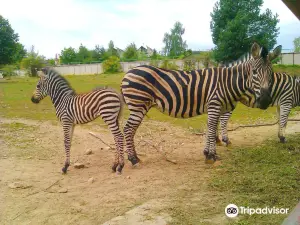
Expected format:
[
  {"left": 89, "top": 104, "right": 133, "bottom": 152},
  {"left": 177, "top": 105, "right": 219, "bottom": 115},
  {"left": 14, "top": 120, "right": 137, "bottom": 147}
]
[
  {"left": 124, "top": 110, "right": 147, "bottom": 167},
  {"left": 220, "top": 111, "right": 232, "bottom": 146},
  {"left": 61, "top": 122, "right": 74, "bottom": 174}
]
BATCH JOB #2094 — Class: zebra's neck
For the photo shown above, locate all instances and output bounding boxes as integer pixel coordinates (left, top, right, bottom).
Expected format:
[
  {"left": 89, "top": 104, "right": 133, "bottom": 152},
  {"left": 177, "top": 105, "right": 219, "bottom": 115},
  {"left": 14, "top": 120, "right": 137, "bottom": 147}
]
[{"left": 47, "top": 74, "right": 75, "bottom": 108}]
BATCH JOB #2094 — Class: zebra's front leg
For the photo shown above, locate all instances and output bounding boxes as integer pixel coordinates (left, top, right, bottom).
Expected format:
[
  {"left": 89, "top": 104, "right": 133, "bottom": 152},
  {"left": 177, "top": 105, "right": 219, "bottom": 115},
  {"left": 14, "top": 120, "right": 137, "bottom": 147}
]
[
  {"left": 204, "top": 105, "right": 221, "bottom": 164},
  {"left": 277, "top": 104, "right": 291, "bottom": 143},
  {"left": 220, "top": 111, "right": 232, "bottom": 146},
  {"left": 62, "top": 122, "right": 74, "bottom": 174}
]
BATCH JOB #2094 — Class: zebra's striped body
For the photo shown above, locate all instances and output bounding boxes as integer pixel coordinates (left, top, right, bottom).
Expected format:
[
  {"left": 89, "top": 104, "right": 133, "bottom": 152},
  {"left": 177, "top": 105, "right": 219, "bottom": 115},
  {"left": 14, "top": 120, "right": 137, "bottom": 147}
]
[
  {"left": 217, "top": 72, "right": 300, "bottom": 144},
  {"left": 121, "top": 43, "right": 281, "bottom": 169},
  {"left": 31, "top": 68, "right": 124, "bottom": 174}
]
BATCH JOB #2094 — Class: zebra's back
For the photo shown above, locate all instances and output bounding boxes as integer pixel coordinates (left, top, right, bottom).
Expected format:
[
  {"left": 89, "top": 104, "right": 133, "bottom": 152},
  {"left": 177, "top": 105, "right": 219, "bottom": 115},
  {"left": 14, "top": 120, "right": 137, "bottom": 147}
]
[{"left": 121, "top": 65, "right": 220, "bottom": 118}]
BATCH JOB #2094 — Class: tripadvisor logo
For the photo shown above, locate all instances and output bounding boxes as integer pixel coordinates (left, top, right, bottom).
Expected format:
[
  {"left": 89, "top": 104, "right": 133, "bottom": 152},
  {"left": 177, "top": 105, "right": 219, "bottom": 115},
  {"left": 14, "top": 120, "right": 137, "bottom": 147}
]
[{"left": 225, "top": 204, "right": 289, "bottom": 218}]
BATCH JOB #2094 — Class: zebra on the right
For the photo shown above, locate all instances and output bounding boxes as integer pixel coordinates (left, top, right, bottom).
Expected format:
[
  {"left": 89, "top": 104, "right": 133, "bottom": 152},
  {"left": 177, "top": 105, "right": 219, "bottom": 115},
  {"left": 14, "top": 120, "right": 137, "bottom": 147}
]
[{"left": 216, "top": 72, "right": 300, "bottom": 145}]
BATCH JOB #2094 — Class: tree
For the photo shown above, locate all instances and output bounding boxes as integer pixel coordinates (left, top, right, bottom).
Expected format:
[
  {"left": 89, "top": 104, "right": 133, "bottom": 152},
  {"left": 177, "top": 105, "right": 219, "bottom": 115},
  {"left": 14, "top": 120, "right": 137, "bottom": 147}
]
[
  {"left": 103, "top": 56, "right": 121, "bottom": 73},
  {"left": 294, "top": 37, "right": 300, "bottom": 53},
  {"left": 91, "top": 45, "right": 107, "bottom": 61},
  {"left": 107, "top": 40, "right": 118, "bottom": 57},
  {"left": 76, "top": 43, "right": 92, "bottom": 63},
  {"left": 0, "top": 15, "right": 25, "bottom": 65},
  {"left": 20, "top": 45, "right": 45, "bottom": 76},
  {"left": 163, "top": 21, "right": 187, "bottom": 57},
  {"left": 60, "top": 47, "right": 77, "bottom": 64},
  {"left": 151, "top": 49, "right": 158, "bottom": 60},
  {"left": 123, "top": 43, "right": 138, "bottom": 60},
  {"left": 210, "top": 0, "right": 279, "bottom": 63}
]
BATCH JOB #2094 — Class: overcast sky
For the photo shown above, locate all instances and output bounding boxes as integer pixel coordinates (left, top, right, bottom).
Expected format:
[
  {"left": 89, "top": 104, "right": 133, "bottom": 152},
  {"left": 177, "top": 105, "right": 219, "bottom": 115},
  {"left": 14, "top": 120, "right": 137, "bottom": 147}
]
[{"left": 0, "top": 0, "right": 299, "bottom": 58}]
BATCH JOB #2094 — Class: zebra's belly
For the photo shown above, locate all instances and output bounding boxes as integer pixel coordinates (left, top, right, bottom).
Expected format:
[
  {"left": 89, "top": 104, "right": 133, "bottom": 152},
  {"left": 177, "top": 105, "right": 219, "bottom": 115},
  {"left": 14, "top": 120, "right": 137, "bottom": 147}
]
[{"left": 152, "top": 102, "right": 206, "bottom": 118}]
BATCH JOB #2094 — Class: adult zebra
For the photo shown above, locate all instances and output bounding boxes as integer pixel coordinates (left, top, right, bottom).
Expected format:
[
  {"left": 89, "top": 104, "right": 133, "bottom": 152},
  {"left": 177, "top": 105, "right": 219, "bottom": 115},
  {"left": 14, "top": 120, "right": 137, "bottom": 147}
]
[
  {"left": 120, "top": 42, "right": 281, "bottom": 171},
  {"left": 31, "top": 68, "right": 124, "bottom": 174},
  {"left": 216, "top": 72, "right": 300, "bottom": 145}
]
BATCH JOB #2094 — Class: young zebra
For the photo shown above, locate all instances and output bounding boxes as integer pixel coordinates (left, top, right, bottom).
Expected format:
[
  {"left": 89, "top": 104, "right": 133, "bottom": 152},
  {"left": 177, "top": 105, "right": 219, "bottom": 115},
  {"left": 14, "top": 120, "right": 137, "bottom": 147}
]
[
  {"left": 31, "top": 68, "right": 124, "bottom": 174},
  {"left": 120, "top": 42, "right": 281, "bottom": 171},
  {"left": 216, "top": 72, "right": 300, "bottom": 145}
]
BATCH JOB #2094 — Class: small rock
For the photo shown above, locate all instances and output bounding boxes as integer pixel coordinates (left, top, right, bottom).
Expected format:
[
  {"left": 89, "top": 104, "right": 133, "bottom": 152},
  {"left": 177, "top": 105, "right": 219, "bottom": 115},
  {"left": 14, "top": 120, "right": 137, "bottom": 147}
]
[
  {"left": 88, "top": 177, "right": 95, "bottom": 184},
  {"left": 58, "top": 188, "right": 68, "bottom": 193},
  {"left": 126, "top": 176, "right": 131, "bottom": 179},
  {"left": 74, "top": 163, "right": 85, "bottom": 169},
  {"left": 85, "top": 149, "right": 93, "bottom": 155},
  {"left": 100, "top": 147, "right": 104, "bottom": 150},
  {"left": 105, "top": 146, "right": 111, "bottom": 150},
  {"left": 8, "top": 182, "right": 32, "bottom": 189},
  {"left": 161, "top": 127, "right": 167, "bottom": 131}
]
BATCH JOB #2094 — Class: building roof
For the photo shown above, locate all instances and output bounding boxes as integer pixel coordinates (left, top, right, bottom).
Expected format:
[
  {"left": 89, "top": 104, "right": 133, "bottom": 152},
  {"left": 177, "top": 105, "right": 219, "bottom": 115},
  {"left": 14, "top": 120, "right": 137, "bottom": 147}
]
[{"left": 282, "top": 0, "right": 300, "bottom": 20}]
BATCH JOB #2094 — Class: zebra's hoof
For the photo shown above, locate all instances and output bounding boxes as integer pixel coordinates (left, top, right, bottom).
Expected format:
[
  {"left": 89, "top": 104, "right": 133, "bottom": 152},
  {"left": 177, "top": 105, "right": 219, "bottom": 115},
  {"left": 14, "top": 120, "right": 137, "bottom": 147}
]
[
  {"left": 111, "top": 164, "right": 118, "bottom": 173},
  {"left": 216, "top": 137, "right": 222, "bottom": 146},
  {"left": 279, "top": 137, "right": 286, "bottom": 143},
  {"left": 128, "top": 155, "right": 140, "bottom": 166},
  {"left": 62, "top": 167, "right": 68, "bottom": 174}
]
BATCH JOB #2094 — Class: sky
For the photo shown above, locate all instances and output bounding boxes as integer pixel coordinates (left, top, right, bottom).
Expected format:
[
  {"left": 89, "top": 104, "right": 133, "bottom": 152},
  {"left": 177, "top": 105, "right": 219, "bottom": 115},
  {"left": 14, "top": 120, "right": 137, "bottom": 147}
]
[{"left": 0, "top": 0, "right": 299, "bottom": 59}]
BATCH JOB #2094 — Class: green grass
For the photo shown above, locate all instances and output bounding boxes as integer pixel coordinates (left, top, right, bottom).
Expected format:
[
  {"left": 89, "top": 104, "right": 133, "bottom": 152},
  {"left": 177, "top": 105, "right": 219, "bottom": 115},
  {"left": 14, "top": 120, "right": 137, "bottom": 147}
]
[
  {"left": 209, "top": 134, "right": 300, "bottom": 224},
  {"left": 0, "top": 73, "right": 283, "bottom": 131},
  {"left": 273, "top": 64, "right": 300, "bottom": 76}
]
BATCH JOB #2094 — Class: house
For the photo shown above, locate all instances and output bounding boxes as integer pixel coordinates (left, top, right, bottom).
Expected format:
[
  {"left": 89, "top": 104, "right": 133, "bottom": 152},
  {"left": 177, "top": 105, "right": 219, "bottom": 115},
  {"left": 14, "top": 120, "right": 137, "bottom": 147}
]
[{"left": 138, "top": 45, "right": 154, "bottom": 57}]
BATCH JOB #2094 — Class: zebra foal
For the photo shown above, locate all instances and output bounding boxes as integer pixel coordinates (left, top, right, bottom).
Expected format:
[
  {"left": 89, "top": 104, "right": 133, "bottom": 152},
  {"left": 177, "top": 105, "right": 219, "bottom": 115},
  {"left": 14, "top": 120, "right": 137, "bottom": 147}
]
[{"left": 31, "top": 68, "right": 124, "bottom": 174}]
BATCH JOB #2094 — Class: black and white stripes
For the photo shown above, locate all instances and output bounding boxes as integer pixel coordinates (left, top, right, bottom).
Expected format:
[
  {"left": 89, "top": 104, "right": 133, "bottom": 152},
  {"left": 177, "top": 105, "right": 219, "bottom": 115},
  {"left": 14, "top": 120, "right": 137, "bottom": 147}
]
[
  {"left": 217, "top": 72, "right": 300, "bottom": 144},
  {"left": 31, "top": 68, "right": 124, "bottom": 174},
  {"left": 120, "top": 43, "right": 281, "bottom": 169}
]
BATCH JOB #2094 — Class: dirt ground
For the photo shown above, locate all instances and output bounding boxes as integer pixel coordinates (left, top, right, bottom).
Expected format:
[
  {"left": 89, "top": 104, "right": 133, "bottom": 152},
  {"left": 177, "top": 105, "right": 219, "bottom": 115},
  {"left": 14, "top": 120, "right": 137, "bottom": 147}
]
[{"left": 1, "top": 116, "right": 300, "bottom": 225}]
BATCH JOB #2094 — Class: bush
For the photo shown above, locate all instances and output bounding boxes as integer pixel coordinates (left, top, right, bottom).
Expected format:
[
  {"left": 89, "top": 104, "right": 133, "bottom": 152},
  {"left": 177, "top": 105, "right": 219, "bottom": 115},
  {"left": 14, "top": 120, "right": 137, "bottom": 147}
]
[
  {"left": 160, "top": 60, "right": 179, "bottom": 70},
  {"left": 149, "top": 60, "right": 160, "bottom": 67},
  {"left": 103, "top": 56, "right": 122, "bottom": 73},
  {"left": 183, "top": 59, "right": 196, "bottom": 71},
  {"left": 0, "top": 65, "right": 18, "bottom": 77}
]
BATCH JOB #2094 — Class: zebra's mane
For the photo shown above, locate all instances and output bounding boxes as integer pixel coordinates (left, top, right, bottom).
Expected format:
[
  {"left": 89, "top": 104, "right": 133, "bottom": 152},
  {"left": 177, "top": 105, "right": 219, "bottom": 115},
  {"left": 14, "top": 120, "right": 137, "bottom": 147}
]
[
  {"left": 44, "top": 68, "right": 75, "bottom": 94},
  {"left": 222, "top": 46, "right": 268, "bottom": 67}
]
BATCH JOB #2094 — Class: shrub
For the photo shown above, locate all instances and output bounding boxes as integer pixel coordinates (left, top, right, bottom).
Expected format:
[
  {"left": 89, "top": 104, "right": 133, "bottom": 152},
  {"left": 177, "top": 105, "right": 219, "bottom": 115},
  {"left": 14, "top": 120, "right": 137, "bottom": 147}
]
[
  {"left": 160, "top": 60, "right": 179, "bottom": 70},
  {"left": 183, "top": 59, "right": 196, "bottom": 71},
  {"left": 0, "top": 65, "right": 18, "bottom": 77},
  {"left": 149, "top": 60, "right": 160, "bottom": 67},
  {"left": 103, "top": 56, "right": 122, "bottom": 73}
]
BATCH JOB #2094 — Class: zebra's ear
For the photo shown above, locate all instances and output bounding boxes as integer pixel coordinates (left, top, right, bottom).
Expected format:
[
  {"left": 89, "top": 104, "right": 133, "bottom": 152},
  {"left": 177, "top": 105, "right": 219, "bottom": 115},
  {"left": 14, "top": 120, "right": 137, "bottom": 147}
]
[
  {"left": 269, "top": 45, "right": 282, "bottom": 61},
  {"left": 251, "top": 42, "right": 261, "bottom": 58}
]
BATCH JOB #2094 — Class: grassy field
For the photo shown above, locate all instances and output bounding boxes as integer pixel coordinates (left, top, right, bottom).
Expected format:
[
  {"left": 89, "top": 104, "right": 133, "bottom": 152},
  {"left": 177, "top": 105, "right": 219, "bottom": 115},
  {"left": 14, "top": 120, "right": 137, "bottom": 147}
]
[
  {"left": 1, "top": 72, "right": 291, "bottom": 131},
  {"left": 166, "top": 134, "right": 300, "bottom": 225}
]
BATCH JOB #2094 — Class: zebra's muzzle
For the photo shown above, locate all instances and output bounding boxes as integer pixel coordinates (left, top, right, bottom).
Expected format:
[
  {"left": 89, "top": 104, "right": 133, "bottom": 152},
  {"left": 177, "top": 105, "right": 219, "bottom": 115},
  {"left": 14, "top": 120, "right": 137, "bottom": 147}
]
[
  {"left": 31, "top": 96, "right": 40, "bottom": 104},
  {"left": 257, "top": 88, "right": 272, "bottom": 110}
]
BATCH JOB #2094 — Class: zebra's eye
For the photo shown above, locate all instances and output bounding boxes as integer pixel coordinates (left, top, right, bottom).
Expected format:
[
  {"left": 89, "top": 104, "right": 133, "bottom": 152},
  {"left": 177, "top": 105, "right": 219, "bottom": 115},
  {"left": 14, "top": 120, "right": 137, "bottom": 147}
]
[
  {"left": 252, "top": 69, "right": 257, "bottom": 74},
  {"left": 37, "top": 84, "right": 40, "bottom": 88}
]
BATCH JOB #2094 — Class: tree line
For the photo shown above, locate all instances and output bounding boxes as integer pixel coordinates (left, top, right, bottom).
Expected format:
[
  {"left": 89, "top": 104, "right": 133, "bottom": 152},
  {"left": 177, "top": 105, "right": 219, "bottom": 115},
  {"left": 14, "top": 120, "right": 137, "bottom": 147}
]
[{"left": 1, "top": 0, "right": 299, "bottom": 76}]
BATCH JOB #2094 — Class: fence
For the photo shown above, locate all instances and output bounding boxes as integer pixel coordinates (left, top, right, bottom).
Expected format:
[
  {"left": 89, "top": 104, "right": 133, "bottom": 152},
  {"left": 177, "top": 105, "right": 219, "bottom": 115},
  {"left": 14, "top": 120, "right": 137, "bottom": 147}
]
[
  {"left": 279, "top": 53, "right": 300, "bottom": 65},
  {"left": 50, "top": 59, "right": 204, "bottom": 75}
]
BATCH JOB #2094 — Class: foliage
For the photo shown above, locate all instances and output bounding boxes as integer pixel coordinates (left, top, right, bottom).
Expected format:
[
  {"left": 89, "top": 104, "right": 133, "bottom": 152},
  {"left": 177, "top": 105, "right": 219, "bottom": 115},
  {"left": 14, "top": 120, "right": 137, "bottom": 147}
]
[
  {"left": 0, "top": 64, "right": 18, "bottom": 77},
  {"left": 0, "top": 15, "right": 26, "bottom": 65},
  {"left": 151, "top": 49, "right": 158, "bottom": 60},
  {"left": 294, "top": 37, "right": 300, "bottom": 53},
  {"left": 163, "top": 21, "right": 187, "bottom": 57},
  {"left": 47, "top": 59, "right": 56, "bottom": 66},
  {"left": 183, "top": 60, "right": 196, "bottom": 71},
  {"left": 210, "top": 0, "right": 279, "bottom": 62},
  {"left": 60, "top": 47, "right": 77, "bottom": 64},
  {"left": 102, "top": 56, "right": 121, "bottom": 73},
  {"left": 91, "top": 45, "right": 107, "bottom": 61},
  {"left": 107, "top": 40, "right": 119, "bottom": 57},
  {"left": 20, "top": 45, "right": 45, "bottom": 76},
  {"left": 149, "top": 60, "right": 160, "bottom": 67},
  {"left": 123, "top": 43, "right": 139, "bottom": 60},
  {"left": 76, "top": 44, "right": 92, "bottom": 63},
  {"left": 160, "top": 60, "right": 179, "bottom": 70}
]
